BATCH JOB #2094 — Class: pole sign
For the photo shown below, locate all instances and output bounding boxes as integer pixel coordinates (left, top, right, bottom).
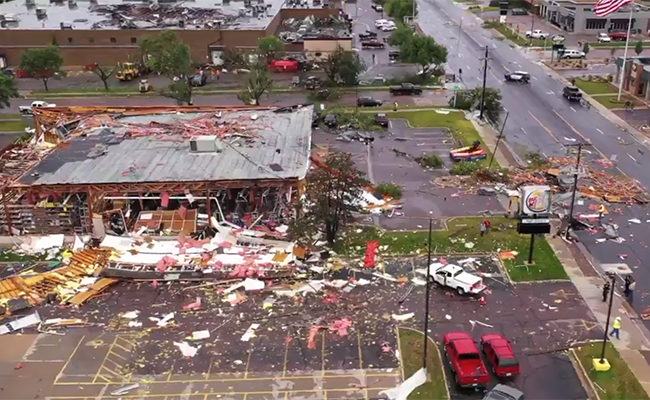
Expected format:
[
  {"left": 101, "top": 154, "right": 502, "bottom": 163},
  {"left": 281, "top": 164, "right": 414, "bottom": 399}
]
[{"left": 517, "top": 185, "right": 552, "bottom": 234}]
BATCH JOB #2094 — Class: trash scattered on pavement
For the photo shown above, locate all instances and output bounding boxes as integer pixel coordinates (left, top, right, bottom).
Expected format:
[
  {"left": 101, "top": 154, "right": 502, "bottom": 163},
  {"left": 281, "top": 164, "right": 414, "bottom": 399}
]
[{"left": 174, "top": 341, "right": 199, "bottom": 358}]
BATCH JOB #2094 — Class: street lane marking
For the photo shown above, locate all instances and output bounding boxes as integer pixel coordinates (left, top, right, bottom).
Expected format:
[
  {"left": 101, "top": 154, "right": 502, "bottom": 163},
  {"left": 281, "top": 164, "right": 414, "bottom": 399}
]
[
  {"left": 528, "top": 111, "right": 560, "bottom": 143},
  {"left": 552, "top": 110, "right": 610, "bottom": 160},
  {"left": 570, "top": 106, "right": 577, "bottom": 112},
  {"left": 627, "top": 153, "right": 638, "bottom": 162},
  {"left": 596, "top": 128, "right": 604, "bottom": 135},
  {"left": 546, "top": 90, "right": 555, "bottom": 95},
  {"left": 521, "top": 127, "right": 527, "bottom": 134}
]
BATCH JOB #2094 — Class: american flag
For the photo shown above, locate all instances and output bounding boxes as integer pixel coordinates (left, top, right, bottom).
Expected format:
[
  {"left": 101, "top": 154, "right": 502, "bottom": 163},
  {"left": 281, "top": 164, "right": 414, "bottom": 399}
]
[{"left": 595, "top": 0, "right": 633, "bottom": 17}]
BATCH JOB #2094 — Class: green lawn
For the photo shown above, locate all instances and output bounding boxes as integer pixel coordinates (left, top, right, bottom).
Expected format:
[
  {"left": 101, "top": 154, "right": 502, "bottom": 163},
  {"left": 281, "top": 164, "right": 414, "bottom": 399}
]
[
  {"left": 574, "top": 343, "right": 649, "bottom": 400},
  {"left": 335, "top": 217, "right": 568, "bottom": 281},
  {"left": 399, "top": 328, "right": 449, "bottom": 400},
  {"left": 389, "top": 109, "right": 492, "bottom": 167},
  {"left": 483, "top": 21, "right": 547, "bottom": 47},
  {"left": 0, "top": 113, "right": 22, "bottom": 120},
  {"left": 592, "top": 94, "right": 643, "bottom": 109},
  {"left": 0, "top": 119, "right": 26, "bottom": 132},
  {"left": 574, "top": 79, "right": 617, "bottom": 95}
]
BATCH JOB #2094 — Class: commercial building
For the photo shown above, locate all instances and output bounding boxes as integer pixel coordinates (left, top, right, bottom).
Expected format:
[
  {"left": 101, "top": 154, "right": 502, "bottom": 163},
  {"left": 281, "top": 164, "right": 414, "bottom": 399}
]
[
  {"left": 0, "top": 104, "right": 313, "bottom": 237},
  {"left": 0, "top": 0, "right": 347, "bottom": 66},
  {"left": 615, "top": 55, "right": 650, "bottom": 100},
  {"left": 540, "top": 1, "right": 650, "bottom": 34}
]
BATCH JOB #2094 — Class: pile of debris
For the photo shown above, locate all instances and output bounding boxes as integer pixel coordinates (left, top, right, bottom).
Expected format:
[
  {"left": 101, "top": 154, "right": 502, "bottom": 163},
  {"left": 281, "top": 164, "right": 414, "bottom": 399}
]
[{"left": 279, "top": 14, "right": 351, "bottom": 42}]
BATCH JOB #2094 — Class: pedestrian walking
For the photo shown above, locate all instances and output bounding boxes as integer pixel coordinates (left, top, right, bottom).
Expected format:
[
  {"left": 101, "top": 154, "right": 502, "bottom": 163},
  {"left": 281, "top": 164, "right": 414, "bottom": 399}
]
[
  {"left": 372, "top": 54, "right": 376, "bottom": 64},
  {"left": 628, "top": 280, "right": 636, "bottom": 303},
  {"left": 609, "top": 316, "right": 622, "bottom": 339},
  {"left": 216, "top": 69, "right": 221, "bottom": 81},
  {"left": 458, "top": 68, "right": 463, "bottom": 80},
  {"left": 602, "top": 280, "right": 611, "bottom": 302},
  {"left": 624, "top": 275, "right": 632, "bottom": 297},
  {"left": 393, "top": 101, "right": 398, "bottom": 112},
  {"left": 598, "top": 204, "right": 606, "bottom": 224},
  {"left": 483, "top": 218, "right": 491, "bottom": 234},
  {"left": 480, "top": 221, "right": 487, "bottom": 237}
]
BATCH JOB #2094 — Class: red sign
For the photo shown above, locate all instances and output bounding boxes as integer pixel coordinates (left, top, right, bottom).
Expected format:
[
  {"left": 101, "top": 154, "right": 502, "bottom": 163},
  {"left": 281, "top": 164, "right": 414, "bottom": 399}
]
[{"left": 364, "top": 240, "right": 380, "bottom": 268}]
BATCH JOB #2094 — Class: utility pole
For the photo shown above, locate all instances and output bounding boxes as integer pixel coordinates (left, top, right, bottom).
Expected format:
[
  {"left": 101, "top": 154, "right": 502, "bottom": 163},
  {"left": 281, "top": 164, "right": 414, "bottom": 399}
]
[
  {"left": 479, "top": 45, "right": 489, "bottom": 121},
  {"left": 529, "top": 12, "right": 535, "bottom": 47},
  {"left": 565, "top": 142, "right": 591, "bottom": 240},
  {"left": 488, "top": 110, "right": 508, "bottom": 169},
  {"left": 457, "top": 17, "right": 463, "bottom": 57},
  {"left": 599, "top": 273, "right": 616, "bottom": 365},
  {"left": 422, "top": 217, "right": 433, "bottom": 369}
]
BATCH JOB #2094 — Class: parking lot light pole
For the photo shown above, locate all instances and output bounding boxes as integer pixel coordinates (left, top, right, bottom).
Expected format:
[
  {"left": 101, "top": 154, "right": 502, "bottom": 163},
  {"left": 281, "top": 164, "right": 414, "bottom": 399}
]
[{"left": 422, "top": 217, "right": 433, "bottom": 369}]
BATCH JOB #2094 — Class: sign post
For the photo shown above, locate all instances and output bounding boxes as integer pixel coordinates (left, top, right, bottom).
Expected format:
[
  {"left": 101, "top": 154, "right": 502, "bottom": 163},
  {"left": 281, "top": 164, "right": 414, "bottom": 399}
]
[{"left": 517, "top": 186, "right": 552, "bottom": 264}]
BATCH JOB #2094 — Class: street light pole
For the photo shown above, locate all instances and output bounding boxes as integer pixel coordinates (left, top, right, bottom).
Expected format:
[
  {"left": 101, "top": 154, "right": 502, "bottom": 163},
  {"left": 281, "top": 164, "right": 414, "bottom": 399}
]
[
  {"left": 422, "top": 217, "right": 433, "bottom": 369},
  {"left": 565, "top": 143, "right": 590, "bottom": 240},
  {"left": 488, "top": 110, "right": 508, "bottom": 169},
  {"left": 599, "top": 273, "right": 616, "bottom": 363},
  {"left": 479, "top": 45, "right": 489, "bottom": 121}
]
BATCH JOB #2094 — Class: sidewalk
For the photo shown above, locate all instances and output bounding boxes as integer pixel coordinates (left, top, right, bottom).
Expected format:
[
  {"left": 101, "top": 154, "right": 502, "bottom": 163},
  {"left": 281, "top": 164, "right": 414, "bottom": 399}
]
[{"left": 547, "top": 235, "right": 650, "bottom": 397}]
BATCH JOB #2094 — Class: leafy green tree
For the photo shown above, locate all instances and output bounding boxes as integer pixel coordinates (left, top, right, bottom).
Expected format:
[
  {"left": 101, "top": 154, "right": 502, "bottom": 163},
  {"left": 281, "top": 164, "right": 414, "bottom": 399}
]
[
  {"left": 389, "top": 25, "right": 414, "bottom": 46},
  {"left": 290, "top": 152, "right": 367, "bottom": 245},
  {"left": 90, "top": 64, "right": 115, "bottom": 91},
  {"left": 385, "top": 0, "right": 415, "bottom": 21},
  {"left": 400, "top": 34, "right": 447, "bottom": 75},
  {"left": 449, "top": 87, "right": 504, "bottom": 125},
  {"left": 238, "top": 61, "right": 273, "bottom": 105},
  {"left": 635, "top": 40, "right": 644, "bottom": 56},
  {"left": 19, "top": 46, "right": 63, "bottom": 91},
  {"left": 258, "top": 36, "right": 285, "bottom": 62},
  {"left": 140, "top": 32, "right": 194, "bottom": 104},
  {"left": 323, "top": 47, "right": 364, "bottom": 85},
  {"left": 0, "top": 74, "right": 18, "bottom": 108}
]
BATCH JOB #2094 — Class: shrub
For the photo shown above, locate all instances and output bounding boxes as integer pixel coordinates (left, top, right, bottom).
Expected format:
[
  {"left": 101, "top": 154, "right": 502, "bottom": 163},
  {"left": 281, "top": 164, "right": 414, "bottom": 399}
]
[
  {"left": 450, "top": 161, "right": 482, "bottom": 175},
  {"left": 525, "top": 151, "right": 550, "bottom": 169},
  {"left": 375, "top": 182, "right": 403, "bottom": 199},
  {"left": 307, "top": 88, "right": 342, "bottom": 101},
  {"left": 417, "top": 154, "right": 444, "bottom": 169}
]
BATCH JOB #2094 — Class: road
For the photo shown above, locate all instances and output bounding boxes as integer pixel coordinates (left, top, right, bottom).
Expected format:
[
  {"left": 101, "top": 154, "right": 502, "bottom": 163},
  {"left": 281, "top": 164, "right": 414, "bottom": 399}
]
[{"left": 417, "top": 0, "right": 650, "bottom": 325}]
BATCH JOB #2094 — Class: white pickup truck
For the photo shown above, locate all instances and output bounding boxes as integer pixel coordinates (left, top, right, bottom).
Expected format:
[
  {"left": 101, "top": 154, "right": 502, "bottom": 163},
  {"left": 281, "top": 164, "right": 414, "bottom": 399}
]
[
  {"left": 525, "top": 29, "right": 549, "bottom": 39},
  {"left": 19, "top": 100, "right": 57, "bottom": 115},
  {"left": 416, "top": 262, "right": 486, "bottom": 295}
]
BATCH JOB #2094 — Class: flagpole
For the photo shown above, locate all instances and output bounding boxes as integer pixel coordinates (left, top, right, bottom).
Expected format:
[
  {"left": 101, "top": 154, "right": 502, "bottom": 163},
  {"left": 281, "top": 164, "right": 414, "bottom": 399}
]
[{"left": 617, "top": 5, "right": 635, "bottom": 101}]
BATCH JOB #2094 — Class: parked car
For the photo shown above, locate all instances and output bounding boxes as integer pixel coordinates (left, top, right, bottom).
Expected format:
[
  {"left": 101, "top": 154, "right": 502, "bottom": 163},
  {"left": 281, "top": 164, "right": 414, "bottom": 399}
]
[
  {"left": 357, "top": 97, "right": 383, "bottom": 107},
  {"left": 418, "top": 262, "right": 486, "bottom": 295},
  {"left": 359, "top": 30, "right": 378, "bottom": 40},
  {"left": 483, "top": 384, "right": 524, "bottom": 400},
  {"left": 609, "top": 31, "right": 628, "bottom": 41},
  {"left": 525, "top": 29, "right": 549, "bottom": 39},
  {"left": 562, "top": 85, "right": 582, "bottom": 101},
  {"left": 362, "top": 40, "right": 386, "bottom": 49},
  {"left": 269, "top": 59, "right": 300, "bottom": 72},
  {"left": 371, "top": 3, "right": 383, "bottom": 11},
  {"left": 190, "top": 72, "right": 207, "bottom": 86},
  {"left": 304, "top": 76, "right": 323, "bottom": 90},
  {"left": 511, "top": 8, "right": 527, "bottom": 15},
  {"left": 449, "top": 140, "right": 488, "bottom": 162},
  {"left": 480, "top": 334, "right": 521, "bottom": 378},
  {"left": 388, "top": 50, "right": 401, "bottom": 61},
  {"left": 389, "top": 82, "right": 422, "bottom": 95},
  {"left": 19, "top": 100, "right": 56, "bottom": 115},
  {"left": 323, "top": 114, "right": 338, "bottom": 128},
  {"left": 381, "top": 23, "right": 397, "bottom": 32},
  {"left": 597, "top": 32, "right": 612, "bottom": 43},
  {"left": 560, "top": 49, "right": 586, "bottom": 59},
  {"left": 375, "top": 19, "right": 390, "bottom": 28},
  {"left": 375, "top": 113, "right": 389, "bottom": 127},
  {"left": 444, "top": 332, "right": 490, "bottom": 389},
  {"left": 504, "top": 71, "right": 530, "bottom": 83}
]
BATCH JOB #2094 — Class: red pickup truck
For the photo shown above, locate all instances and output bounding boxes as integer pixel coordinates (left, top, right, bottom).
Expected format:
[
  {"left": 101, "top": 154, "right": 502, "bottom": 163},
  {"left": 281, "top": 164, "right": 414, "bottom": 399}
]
[
  {"left": 444, "top": 331, "right": 490, "bottom": 389},
  {"left": 609, "top": 31, "right": 628, "bottom": 41}
]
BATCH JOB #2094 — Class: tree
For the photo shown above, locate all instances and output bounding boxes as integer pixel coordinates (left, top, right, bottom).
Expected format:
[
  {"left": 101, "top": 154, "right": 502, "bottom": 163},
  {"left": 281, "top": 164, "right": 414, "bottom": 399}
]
[
  {"left": 635, "top": 40, "right": 644, "bottom": 56},
  {"left": 19, "top": 46, "right": 63, "bottom": 91},
  {"left": 385, "top": 0, "right": 415, "bottom": 21},
  {"left": 140, "top": 32, "right": 194, "bottom": 104},
  {"left": 389, "top": 25, "right": 414, "bottom": 47},
  {"left": 290, "top": 152, "right": 367, "bottom": 245},
  {"left": 238, "top": 61, "right": 273, "bottom": 105},
  {"left": 90, "top": 64, "right": 115, "bottom": 91},
  {"left": 582, "top": 42, "right": 590, "bottom": 56},
  {"left": 400, "top": 34, "right": 447, "bottom": 75},
  {"left": 449, "top": 87, "right": 504, "bottom": 125},
  {"left": 0, "top": 74, "right": 18, "bottom": 109},
  {"left": 258, "top": 36, "right": 285, "bottom": 62},
  {"left": 323, "top": 46, "right": 365, "bottom": 85}
]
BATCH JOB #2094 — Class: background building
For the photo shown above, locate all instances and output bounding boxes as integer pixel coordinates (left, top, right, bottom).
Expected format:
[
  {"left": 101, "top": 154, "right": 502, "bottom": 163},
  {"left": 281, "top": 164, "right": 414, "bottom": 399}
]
[
  {"left": 0, "top": 0, "right": 346, "bottom": 67},
  {"left": 540, "top": 1, "right": 650, "bottom": 34}
]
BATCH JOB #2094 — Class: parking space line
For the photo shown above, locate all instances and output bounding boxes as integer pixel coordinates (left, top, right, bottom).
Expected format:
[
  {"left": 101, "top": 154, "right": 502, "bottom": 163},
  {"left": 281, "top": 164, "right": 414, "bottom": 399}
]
[
  {"left": 54, "top": 335, "right": 86, "bottom": 384},
  {"left": 357, "top": 330, "right": 364, "bottom": 370},
  {"left": 108, "top": 350, "right": 128, "bottom": 362},
  {"left": 321, "top": 331, "right": 326, "bottom": 376},
  {"left": 205, "top": 357, "right": 213, "bottom": 381},
  {"left": 244, "top": 349, "right": 253, "bottom": 378},
  {"left": 93, "top": 336, "right": 118, "bottom": 383},
  {"left": 282, "top": 335, "right": 290, "bottom": 377}
]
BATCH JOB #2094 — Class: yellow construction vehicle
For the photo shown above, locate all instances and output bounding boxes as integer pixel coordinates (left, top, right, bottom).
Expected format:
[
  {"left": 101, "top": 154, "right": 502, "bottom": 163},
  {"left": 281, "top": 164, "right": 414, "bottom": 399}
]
[{"left": 115, "top": 62, "right": 140, "bottom": 81}]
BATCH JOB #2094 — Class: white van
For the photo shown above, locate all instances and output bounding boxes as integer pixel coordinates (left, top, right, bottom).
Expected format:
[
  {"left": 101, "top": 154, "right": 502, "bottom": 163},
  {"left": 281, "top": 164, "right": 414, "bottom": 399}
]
[{"left": 560, "top": 49, "right": 586, "bottom": 59}]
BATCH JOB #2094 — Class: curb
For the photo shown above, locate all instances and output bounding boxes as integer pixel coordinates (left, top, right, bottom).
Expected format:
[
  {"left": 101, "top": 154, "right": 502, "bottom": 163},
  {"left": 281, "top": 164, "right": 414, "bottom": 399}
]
[{"left": 569, "top": 347, "right": 602, "bottom": 400}]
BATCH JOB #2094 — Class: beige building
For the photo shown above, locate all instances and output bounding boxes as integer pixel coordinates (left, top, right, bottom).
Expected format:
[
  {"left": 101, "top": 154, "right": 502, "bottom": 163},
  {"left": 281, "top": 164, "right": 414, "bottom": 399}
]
[{"left": 303, "top": 37, "right": 352, "bottom": 62}]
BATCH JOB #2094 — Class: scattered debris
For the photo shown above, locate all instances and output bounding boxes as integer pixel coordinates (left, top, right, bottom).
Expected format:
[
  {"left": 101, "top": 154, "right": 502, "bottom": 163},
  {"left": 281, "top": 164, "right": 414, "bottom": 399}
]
[
  {"left": 392, "top": 313, "right": 415, "bottom": 321},
  {"left": 174, "top": 341, "right": 199, "bottom": 358},
  {"left": 110, "top": 384, "right": 140, "bottom": 396},
  {"left": 241, "top": 323, "right": 260, "bottom": 341}
]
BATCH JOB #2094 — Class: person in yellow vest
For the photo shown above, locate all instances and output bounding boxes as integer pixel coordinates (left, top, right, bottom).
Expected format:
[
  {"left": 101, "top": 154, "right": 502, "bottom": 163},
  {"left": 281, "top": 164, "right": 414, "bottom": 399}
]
[
  {"left": 598, "top": 204, "right": 607, "bottom": 224},
  {"left": 609, "top": 316, "right": 622, "bottom": 339}
]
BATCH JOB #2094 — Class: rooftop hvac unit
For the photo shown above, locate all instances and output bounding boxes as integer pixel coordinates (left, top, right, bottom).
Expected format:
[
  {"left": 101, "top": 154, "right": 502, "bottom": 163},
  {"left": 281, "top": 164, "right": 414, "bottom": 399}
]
[
  {"left": 190, "top": 135, "right": 223, "bottom": 153},
  {"left": 25, "top": 0, "right": 36, "bottom": 6},
  {"left": 35, "top": 8, "right": 47, "bottom": 18}
]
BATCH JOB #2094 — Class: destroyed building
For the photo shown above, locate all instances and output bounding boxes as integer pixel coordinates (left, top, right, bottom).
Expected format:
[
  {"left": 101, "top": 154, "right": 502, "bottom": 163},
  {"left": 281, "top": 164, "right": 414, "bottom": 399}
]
[
  {"left": 0, "top": 105, "right": 313, "bottom": 238},
  {"left": 0, "top": 0, "right": 344, "bottom": 66}
]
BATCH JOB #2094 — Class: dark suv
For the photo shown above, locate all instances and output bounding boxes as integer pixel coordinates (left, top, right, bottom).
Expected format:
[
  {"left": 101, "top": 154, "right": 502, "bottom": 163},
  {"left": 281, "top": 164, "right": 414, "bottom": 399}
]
[{"left": 562, "top": 85, "right": 582, "bottom": 101}]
